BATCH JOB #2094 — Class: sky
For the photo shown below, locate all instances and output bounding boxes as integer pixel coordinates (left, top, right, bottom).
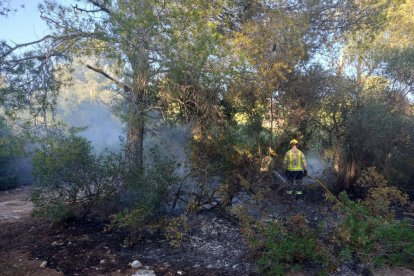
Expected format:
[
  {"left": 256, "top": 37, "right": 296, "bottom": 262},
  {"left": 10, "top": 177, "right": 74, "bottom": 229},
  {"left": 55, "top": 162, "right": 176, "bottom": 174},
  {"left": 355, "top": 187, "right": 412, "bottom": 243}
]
[{"left": 0, "top": 0, "right": 48, "bottom": 44}]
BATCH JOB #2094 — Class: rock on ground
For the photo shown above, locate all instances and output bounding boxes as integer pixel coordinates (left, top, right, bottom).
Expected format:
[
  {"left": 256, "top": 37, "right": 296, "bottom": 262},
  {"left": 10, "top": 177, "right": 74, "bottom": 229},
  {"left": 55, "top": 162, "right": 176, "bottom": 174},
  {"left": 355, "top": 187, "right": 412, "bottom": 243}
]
[
  {"left": 131, "top": 260, "right": 142, "bottom": 269},
  {"left": 132, "top": 269, "right": 156, "bottom": 276}
]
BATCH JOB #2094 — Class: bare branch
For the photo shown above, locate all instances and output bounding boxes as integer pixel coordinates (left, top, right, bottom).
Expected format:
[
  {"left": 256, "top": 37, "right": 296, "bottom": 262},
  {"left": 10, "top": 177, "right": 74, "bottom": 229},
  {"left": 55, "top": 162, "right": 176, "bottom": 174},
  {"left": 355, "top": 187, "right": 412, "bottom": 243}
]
[
  {"left": 86, "top": 64, "right": 131, "bottom": 93},
  {"left": 1, "top": 35, "right": 55, "bottom": 58},
  {"left": 87, "top": 0, "right": 111, "bottom": 15},
  {"left": 3, "top": 52, "right": 60, "bottom": 64},
  {"left": 72, "top": 4, "right": 102, "bottom": 13}
]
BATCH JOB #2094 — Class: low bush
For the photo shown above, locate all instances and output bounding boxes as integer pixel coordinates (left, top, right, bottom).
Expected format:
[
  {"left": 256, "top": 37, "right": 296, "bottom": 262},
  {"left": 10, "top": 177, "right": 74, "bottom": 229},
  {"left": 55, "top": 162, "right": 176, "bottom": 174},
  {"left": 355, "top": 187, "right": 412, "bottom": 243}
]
[
  {"left": 31, "top": 130, "right": 123, "bottom": 221},
  {"left": 121, "top": 147, "right": 179, "bottom": 214},
  {"left": 334, "top": 192, "right": 414, "bottom": 268},
  {"left": 107, "top": 147, "right": 181, "bottom": 245},
  {"left": 106, "top": 207, "right": 161, "bottom": 246},
  {"left": 162, "top": 215, "right": 190, "bottom": 248},
  {"left": 0, "top": 116, "right": 23, "bottom": 190},
  {"left": 254, "top": 215, "right": 331, "bottom": 275},
  {"left": 242, "top": 187, "right": 413, "bottom": 275}
]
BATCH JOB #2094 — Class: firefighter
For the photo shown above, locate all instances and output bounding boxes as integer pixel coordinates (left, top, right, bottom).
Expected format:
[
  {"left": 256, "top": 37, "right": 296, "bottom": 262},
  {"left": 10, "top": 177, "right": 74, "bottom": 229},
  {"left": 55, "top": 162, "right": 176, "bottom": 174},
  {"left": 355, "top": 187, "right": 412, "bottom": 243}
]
[
  {"left": 260, "top": 147, "right": 277, "bottom": 173},
  {"left": 283, "top": 139, "right": 307, "bottom": 196}
]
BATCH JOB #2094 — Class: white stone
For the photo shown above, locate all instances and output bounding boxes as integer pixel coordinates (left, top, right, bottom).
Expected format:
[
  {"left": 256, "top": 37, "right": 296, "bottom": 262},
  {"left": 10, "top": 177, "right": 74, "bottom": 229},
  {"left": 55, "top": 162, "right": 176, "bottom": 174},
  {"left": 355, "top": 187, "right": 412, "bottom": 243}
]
[
  {"left": 130, "top": 260, "right": 142, "bottom": 269},
  {"left": 177, "top": 270, "right": 184, "bottom": 275},
  {"left": 100, "top": 259, "right": 106, "bottom": 265},
  {"left": 40, "top": 261, "right": 47, "bottom": 268},
  {"left": 132, "top": 269, "right": 156, "bottom": 276}
]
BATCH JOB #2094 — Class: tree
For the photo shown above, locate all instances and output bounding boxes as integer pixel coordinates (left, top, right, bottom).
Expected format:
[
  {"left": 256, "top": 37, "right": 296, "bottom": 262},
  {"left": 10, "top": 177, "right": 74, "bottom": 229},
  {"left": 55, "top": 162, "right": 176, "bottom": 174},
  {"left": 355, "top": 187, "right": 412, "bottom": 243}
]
[
  {"left": 0, "top": 0, "right": 20, "bottom": 17},
  {"left": 2, "top": 0, "right": 412, "bottom": 193},
  {"left": 1, "top": 0, "right": 229, "bottom": 170}
]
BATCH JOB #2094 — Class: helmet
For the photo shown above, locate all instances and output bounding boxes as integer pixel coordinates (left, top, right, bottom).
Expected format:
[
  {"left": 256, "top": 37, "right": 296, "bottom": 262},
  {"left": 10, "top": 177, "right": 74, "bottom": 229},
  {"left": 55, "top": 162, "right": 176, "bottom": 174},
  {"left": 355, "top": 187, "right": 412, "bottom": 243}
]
[{"left": 289, "top": 139, "right": 299, "bottom": 145}]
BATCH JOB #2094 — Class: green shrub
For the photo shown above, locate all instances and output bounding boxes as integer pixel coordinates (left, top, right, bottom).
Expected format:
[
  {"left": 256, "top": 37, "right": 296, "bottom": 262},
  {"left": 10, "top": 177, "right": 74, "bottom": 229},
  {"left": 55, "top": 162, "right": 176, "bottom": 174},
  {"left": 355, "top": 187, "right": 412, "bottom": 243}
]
[
  {"left": 373, "top": 220, "right": 414, "bottom": 267},
  {"left": 0, "top": 116, "right": 23, "bottom": 190},
  {"left": 344, "top": 101, "right": 414, "bottom": 192},
  {"left": 248, "top": 190, "right": 413, "bottom": 275},
  {"left": 108, "top": 147, "right": 180, "bottom": 244},
  {"left": 122, "top": 147, "right": 179, "bottom": 213},
  {"left": 31, "top": 130, "right": 123, "bottom": 221},
  {"left": 107, "top": 207, "right": 160, "bottom": 246},
  {"left": 334, "top": 192, "right": 414, "bottom": 267},
  {"left": 256, "top": 215, "right": 330, "bottom": 275},
  {"left": 162, "top": 215, "right": 190, "bottom": 248}
]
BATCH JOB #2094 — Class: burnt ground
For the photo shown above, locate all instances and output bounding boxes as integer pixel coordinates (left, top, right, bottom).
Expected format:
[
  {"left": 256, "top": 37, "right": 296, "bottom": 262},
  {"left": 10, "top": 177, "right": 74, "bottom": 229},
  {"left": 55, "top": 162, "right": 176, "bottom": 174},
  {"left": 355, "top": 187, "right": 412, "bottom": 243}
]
[
  {"left": 0, "top": 188, "right": 255, "bottom": 276},
  {"left": 0, "top": 215, "right": 255, "bottom": 276},
  {"left": 1, "top": 187, "right": 414, "bottom": 276}
]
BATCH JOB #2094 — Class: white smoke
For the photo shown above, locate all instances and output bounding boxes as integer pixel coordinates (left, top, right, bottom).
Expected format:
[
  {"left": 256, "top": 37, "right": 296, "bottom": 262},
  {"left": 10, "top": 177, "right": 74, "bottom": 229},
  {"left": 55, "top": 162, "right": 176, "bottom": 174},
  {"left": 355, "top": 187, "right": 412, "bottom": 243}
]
[
  {"left": 305, "top": 152, "right": 326, "bottom": 177},
  {"left": 57, "top": 101, "right": 125, "bottom": 153}
]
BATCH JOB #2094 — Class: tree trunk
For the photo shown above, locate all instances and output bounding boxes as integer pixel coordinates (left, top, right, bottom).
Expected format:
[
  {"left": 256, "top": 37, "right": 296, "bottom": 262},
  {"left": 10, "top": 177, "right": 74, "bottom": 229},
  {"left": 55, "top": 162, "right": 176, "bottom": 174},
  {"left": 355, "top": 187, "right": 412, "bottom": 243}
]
[
  {"left": 269, "top": 95, "right": 273, "bottom": 150},
  {"left": 336, "top": 143, "right": 359, "bottom": 191},
  {"left": 125, "top": 52, "right": 149, "bottom": 171},
  {"left": 126, "top": 95, "right": 145, "bottom": 170},
  {"left": 345, "top": 157, "right": 357, "bottom": 189}
]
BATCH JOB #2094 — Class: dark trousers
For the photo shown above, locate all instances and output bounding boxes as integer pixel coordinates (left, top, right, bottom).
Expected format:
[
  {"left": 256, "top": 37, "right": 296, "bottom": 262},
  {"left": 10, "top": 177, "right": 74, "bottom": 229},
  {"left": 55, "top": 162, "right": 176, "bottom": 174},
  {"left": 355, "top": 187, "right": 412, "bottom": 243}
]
[{"left": 286, "top": 170, "right": 304, "bottom": 192}]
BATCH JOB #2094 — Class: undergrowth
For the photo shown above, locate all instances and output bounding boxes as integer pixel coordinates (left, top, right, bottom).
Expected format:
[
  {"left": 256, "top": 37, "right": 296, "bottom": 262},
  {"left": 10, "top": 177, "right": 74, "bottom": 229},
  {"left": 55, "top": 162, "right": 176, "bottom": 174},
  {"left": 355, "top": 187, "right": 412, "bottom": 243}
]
[{"left": 238, "top": 178, "right": 413, "bottom": 275}]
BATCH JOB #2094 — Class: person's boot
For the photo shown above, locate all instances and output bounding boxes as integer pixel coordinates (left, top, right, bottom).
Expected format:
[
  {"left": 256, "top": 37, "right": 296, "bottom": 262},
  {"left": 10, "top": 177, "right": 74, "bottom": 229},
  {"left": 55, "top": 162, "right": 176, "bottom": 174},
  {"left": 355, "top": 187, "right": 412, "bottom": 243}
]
[{"left": 295, "top": 190, "right": 303, "bottom": 202}]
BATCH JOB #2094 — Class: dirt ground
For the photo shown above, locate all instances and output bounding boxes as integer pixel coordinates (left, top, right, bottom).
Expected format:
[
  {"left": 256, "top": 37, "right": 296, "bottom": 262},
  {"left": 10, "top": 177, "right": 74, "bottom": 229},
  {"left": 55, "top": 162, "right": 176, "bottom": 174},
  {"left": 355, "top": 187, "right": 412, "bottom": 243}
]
[
  {"left": 0, "top": 188, "right": 255, "bottom": 275},
  {"left": 1, "top": 187, "right": 413, "bottom": 276},
  {"left": 0, "top": 187, "right": 33, "bottom": 222}
]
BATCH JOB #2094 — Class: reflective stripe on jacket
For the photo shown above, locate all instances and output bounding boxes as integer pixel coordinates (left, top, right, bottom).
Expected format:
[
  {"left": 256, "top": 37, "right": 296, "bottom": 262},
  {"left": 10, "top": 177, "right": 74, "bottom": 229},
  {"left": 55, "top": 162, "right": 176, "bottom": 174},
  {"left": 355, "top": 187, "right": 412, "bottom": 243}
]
[{"left": 284, "top": 149, "right": 307, "bottom": 171}]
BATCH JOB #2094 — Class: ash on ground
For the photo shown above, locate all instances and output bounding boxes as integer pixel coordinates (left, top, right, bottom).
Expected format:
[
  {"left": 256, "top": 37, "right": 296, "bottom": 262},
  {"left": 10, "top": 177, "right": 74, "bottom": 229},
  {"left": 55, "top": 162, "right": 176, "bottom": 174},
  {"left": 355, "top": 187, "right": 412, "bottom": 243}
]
[{"left": 121, "top": 211, "right": 256, "bottom": 275}]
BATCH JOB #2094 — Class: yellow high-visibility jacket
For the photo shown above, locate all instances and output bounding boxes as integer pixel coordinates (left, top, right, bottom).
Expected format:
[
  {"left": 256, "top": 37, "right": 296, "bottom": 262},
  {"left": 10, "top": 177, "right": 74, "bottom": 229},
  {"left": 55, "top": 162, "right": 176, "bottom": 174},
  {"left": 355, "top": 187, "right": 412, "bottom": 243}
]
[{"left": 284, "top": 149, "right": 307, "bottom": 171}]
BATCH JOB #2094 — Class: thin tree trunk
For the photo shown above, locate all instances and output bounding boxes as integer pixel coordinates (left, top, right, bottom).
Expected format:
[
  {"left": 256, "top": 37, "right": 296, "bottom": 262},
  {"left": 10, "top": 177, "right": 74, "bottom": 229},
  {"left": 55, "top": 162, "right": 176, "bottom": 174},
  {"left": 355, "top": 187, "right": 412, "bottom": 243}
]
[
  {"left": 336, "top": 143, "right": 359, "bottom": 191},
  {"left": 126, "top": 95, "right": 145, "bottom": 170},
  {"left": 270, "top": 95, "right": 273, "bottom": 150},
  {"left": 126, "top": 52, "right": 149, "bottom": 171}
]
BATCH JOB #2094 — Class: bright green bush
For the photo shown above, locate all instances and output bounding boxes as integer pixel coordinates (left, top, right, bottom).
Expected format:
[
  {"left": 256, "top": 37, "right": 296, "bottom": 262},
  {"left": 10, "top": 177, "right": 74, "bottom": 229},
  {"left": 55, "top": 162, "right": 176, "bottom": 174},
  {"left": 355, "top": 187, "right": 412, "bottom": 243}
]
[
  {"left": 257, "top": 215, "right": 330, "bottom": 275},
  {"left": 251, "top": 191, "right": 413, "bottom": 275},
  {"left": 334, "top": 192, "right": 414, "bottom": 267},
  {"left": 31, "top": 130, "right": 123, "bottom": 220}
]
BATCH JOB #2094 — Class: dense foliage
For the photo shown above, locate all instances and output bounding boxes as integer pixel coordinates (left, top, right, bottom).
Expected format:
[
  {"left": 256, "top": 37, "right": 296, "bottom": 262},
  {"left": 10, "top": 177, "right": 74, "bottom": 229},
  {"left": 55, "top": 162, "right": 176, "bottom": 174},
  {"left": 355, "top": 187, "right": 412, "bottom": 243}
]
[
  {"left": 241, "top": 188, "right": 413, "bottom": 275},
  {"left": 0, "top": 0, "right": 413, "bottom": 273},
  {"left": 31, "top": 130, "right": 123, "bottom": 220},
  {"left": 0, "top": 116, "right": 24, "bottom": 190}
]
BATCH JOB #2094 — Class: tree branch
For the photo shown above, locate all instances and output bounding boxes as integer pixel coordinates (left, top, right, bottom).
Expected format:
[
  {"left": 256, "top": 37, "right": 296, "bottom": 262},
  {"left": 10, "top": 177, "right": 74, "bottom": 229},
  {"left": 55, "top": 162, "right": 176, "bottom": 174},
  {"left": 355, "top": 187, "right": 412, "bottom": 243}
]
[
  {"left": 87, "top": 0, "right": 111, "bottom": 15},
  {"left": 1, "top": 35, "right": 55, "bottom": 59},
  {"left": 72, "top": 4, "right": 102, "bottom": 13},
  {"left": 86, "top": 64, "right": 131, "bottom": 93},
  {"left": 3, "top": 52, "right": 60, "bottom": 64}
]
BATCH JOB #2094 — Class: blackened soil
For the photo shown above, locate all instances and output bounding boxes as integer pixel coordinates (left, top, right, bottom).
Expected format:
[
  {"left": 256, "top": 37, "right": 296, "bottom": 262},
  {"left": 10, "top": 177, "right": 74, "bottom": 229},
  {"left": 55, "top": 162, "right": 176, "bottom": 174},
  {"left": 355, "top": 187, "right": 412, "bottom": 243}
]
[{"left": 0, "top": 213, "right": 256, "bottom": 275}]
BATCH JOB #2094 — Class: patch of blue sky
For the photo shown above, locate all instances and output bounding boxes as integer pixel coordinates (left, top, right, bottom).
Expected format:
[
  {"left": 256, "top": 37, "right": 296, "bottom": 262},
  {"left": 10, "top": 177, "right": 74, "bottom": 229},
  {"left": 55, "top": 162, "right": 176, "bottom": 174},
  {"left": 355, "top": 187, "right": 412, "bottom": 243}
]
[{"left": 0, "top": 0, "right": 48, "bottom": 43}]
